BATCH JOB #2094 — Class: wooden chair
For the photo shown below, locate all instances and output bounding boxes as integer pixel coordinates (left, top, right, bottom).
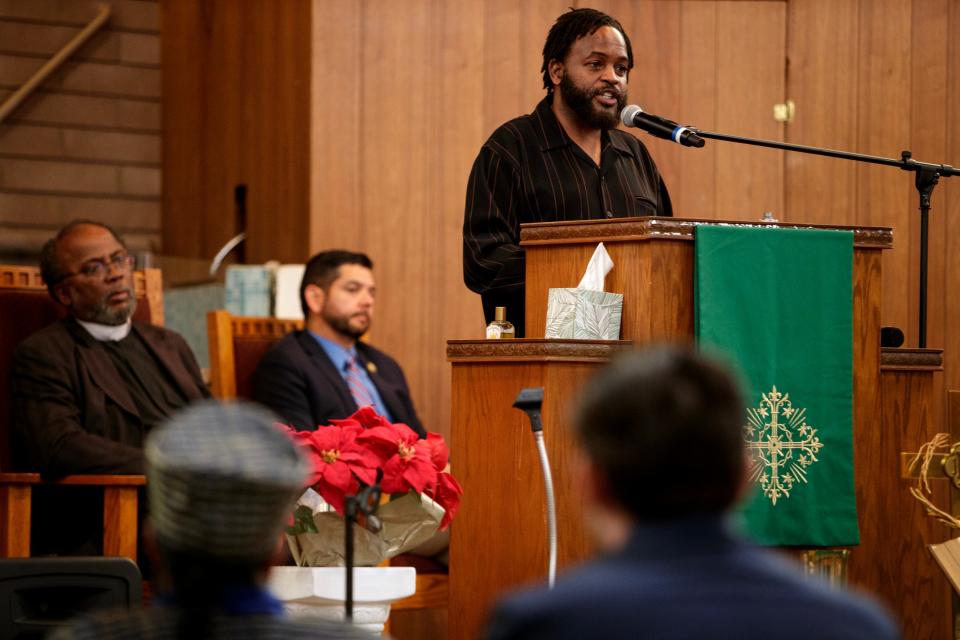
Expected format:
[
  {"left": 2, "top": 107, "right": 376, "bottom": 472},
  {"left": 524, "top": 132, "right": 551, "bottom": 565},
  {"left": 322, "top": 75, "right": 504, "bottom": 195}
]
[
  {"left": 0, "top": 265, "right": 161, "bottom": 561},
  {"left": 206, "top": 309, "right": 448, "bottom": 612},
  {"left": 207, "top": 310, "right": 303, "bottom": 399}
]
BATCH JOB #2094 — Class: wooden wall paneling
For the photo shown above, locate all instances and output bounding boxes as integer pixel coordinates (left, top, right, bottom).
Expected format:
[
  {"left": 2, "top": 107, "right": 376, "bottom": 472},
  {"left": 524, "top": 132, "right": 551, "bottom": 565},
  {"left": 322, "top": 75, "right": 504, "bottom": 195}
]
[
  {"left": 163, "top": 0, "right": 311, "bottom": 263},
  {"left": 480, "top": 0, "right": 524, "bottom": 134},
  {"left": 434, "top": 0, "right": 489, "bottom": 415},
  {"left": 677, "top": 1, "right": 719, "bottom": 219},
  {"left": 784, "top": 0, "right": 859, "bottom": 227},
  {"left": 947, "top": 3, "right": 960, "bottom": 396},
  {"left": 518, "top": 1, "right": 568, "bottom": 114},
  {"left": 909, "top": 0, "right": 949, "bottom": 439},
  {"left": 200, "top": 1, "right": 239, "bottom": 261},
  {"left": 856, "top": 0, "right": 913, "bottom": 340},
  {"left": 600, "top": 1, "right": 786, "bottom": 222},
  {"left": 391, "top": 8, "right": 485, "bottom": 635},
  {"left": 244, "top": 0, "right": 311, "bottom": 264},
  {"left": 357, "top": 0, "right": 435, "bottom": 446},
  {"left": 438, "top": 0, "right": 487, "bottom": 339},
  {"left": 162, "top": 0, "right": 208, "bottom": 258},
  {"left": 714, "top": 1, "right": 785, "bottom": 220},
  {"left": 908, "top": 0, "right": 948, "bottom": 354},
  {"left": 613, "top": 0, "right": 685, "bottom": 213},
  {"left": 480, "top": 0, "right": 565, "bottom": 137},
  {"left": 309, "top": 0, "right": 363, "bottom": 252}
]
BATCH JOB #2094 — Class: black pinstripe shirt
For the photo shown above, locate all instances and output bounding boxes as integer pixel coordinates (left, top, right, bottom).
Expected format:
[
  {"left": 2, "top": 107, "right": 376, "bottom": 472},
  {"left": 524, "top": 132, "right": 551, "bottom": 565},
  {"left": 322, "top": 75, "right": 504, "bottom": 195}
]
[{"left": 463, "top": 96, "right": 672, "bottom": 336}]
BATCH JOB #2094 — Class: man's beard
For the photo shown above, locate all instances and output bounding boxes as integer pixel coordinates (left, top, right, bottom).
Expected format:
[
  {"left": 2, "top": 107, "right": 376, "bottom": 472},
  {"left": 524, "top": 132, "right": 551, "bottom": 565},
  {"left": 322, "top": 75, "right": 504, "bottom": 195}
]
[
  {"left": 88, "top": 289, "right": 136, "bottom": 325},
  {"left": 559, "top": 73, "right": 626, "bottom": 130},
  {"left": 323, "top": 306, "right": 369, "bottom": 340}
]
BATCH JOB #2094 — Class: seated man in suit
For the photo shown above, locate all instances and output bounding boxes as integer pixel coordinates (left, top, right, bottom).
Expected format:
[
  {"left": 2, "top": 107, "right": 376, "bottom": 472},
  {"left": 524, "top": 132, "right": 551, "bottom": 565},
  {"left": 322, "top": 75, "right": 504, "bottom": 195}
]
[
  {"left": 53, "top": 401, "right": 367, "bottom": 640},
  {"left": 485, "top": 345, "right": 899, "bottom": 640},
  {"left": 253, "top": 249, "right": 425, "bottom": 437},
  {"left": 10, "top": 219, "right": 209, "bottom": 554}
]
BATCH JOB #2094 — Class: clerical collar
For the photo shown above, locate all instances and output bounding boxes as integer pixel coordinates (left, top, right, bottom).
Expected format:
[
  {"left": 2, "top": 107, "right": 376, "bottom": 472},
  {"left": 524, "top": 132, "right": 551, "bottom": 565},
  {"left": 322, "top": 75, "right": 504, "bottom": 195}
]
[{"left": 77, "top": 318, "right": 132, "bottom": 342}]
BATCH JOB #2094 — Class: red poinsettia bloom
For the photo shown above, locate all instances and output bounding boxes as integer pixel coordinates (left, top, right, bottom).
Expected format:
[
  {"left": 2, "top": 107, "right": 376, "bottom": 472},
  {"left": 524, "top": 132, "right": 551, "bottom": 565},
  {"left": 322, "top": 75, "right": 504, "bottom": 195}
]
[
  {"left": 281, "top": 423, "right": 380, "bottom": 514},
  {"left": 427, "top": 472, "right": 463, "bottom": 530},
  {"left": 276, "top": 423, "right": 324, "bottom": 485},
  {"left": 280, "top": 409, "right": 462, "bottom": 529},
  {"left": 329, "top": 405, "right": 392, "bottom": 430},
  {"left": 424, "top": 432, "right": 449, "bottom": 471},
  {"left": 358, "top": 423, "right": 438, "bottom": 494}
]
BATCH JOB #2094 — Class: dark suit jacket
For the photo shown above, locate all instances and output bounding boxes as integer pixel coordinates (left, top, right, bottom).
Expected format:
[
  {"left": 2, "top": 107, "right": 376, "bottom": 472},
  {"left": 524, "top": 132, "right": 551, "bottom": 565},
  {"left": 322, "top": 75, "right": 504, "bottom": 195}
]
[
  {"left": 252, "top": 330, "right": 425, "bottom": 438},
  {"left": 485, "top": 515, "right": 900, "bottom": 640},
  {"left": 11, "top": 317, "right": 209, "bottom": 476}
]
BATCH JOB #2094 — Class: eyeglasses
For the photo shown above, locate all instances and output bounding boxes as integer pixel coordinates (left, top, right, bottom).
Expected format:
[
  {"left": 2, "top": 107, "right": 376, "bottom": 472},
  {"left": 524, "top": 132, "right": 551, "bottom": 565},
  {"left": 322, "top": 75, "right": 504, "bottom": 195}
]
[{"left": 61, "top": 253, "right": 135, "bottom": 280}]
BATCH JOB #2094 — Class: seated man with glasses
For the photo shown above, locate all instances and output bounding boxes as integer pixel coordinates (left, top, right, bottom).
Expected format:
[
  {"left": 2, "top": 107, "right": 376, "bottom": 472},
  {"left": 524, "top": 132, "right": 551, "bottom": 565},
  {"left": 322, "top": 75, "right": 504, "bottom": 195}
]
[{"left": 10, "top": 219, "right": 209, "bottom": 555}]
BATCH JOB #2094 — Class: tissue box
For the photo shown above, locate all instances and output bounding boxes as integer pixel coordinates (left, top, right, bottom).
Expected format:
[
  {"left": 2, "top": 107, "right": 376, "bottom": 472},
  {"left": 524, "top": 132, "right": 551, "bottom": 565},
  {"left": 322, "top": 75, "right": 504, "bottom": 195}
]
[
  {"left": 274, "top": 264, "right": 306, "bottom": 319},
  {"left": 225, "top": 265, "right": 272, "bottom": 317},
  {"left": 544, "top": 288, "right": 623, "bottom": 339}
]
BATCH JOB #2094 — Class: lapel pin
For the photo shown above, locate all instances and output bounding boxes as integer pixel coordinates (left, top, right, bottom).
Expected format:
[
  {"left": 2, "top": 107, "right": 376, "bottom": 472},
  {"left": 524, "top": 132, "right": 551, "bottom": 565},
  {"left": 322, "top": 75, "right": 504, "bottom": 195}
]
[{"left": 366, "top": 361, "right": 378, "bottom": 374}]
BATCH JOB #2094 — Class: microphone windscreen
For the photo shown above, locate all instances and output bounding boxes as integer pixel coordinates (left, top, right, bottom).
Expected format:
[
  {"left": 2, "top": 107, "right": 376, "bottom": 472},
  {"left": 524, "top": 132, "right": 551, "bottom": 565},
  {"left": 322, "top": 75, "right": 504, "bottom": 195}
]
[{"left": 620, "top": 104, "right": 642, "bottom": 127}]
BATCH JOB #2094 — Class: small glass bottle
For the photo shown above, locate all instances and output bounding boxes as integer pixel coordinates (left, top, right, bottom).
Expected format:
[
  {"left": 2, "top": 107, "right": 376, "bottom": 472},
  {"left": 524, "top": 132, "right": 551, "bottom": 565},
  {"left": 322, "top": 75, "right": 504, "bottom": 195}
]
[{"left": 485, "top": 306, "right": 515, "bottom": 339}]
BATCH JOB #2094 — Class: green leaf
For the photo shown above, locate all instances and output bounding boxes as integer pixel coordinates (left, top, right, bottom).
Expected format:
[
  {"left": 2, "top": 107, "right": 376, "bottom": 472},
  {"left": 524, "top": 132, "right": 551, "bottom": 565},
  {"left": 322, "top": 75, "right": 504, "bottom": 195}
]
[{"left": 285, "top": 504, "right": 319, "bottom": 535}]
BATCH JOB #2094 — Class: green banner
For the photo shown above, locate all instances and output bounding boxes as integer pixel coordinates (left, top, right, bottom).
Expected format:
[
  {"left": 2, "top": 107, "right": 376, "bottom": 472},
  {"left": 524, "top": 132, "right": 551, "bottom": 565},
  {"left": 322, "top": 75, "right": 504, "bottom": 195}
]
[{"left": 695, "top": 225, "right": 858, "bottom": 546}]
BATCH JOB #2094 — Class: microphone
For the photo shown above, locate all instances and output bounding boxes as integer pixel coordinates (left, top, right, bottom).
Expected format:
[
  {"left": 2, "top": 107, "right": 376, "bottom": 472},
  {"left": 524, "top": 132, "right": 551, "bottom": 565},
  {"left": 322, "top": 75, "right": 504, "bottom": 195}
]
[{"left": 620, "top": 105, "right": 705, "bottom": 148}]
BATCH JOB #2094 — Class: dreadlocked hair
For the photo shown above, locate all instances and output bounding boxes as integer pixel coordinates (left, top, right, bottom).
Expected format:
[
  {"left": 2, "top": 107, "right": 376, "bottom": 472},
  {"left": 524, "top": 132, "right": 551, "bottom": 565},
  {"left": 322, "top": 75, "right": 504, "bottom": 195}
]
[{"left": 541, "top": 7, "right": 634, "bottom": 93}]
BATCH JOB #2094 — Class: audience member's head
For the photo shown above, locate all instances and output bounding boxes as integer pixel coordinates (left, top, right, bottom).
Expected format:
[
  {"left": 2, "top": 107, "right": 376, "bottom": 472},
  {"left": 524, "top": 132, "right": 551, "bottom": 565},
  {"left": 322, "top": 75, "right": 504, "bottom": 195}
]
[
  {"left": 39, "top": 219, "right": 136, "bottom": 325},
  {"left": 145, "top": 400, "right": 309, "bottom": 591},
  {"left": 575, "top": 345, "right": 745, "bottom": 522},
  {"left": 299, "top": 250, "right": 375, "bottom": 345}
]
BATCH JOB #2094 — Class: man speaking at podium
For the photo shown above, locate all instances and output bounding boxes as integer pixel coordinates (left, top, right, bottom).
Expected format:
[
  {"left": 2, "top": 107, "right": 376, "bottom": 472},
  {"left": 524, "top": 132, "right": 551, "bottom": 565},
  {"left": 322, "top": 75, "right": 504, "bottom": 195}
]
[{"left": 462, "top": 8, "right": 672, "bottom": 337}]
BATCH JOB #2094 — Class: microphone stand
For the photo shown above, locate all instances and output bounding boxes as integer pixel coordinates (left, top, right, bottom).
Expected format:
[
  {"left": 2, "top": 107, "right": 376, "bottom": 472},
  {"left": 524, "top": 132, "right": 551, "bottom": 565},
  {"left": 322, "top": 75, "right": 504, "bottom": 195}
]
[
  {"left": 513, "top": 387, "right": 557, "bottom": 588},
  {"left": 688, "top": 127, "right": 959, "bottom": 348},
  {"left": 343, "top": 480, "right": 382, "bottom": 622}
]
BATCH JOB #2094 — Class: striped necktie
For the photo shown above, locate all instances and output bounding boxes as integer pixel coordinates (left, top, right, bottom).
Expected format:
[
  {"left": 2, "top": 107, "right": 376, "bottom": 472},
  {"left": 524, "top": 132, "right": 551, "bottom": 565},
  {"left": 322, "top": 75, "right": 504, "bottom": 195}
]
[{"left": 344, "top": 355, "right": 374, "bottom": 408}]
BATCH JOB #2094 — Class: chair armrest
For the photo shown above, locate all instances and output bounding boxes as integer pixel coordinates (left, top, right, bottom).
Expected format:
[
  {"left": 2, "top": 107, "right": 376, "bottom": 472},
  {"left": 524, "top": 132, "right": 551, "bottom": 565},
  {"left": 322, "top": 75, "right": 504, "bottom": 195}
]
[{"left": 0, "top": 473, "right": 146, "bottom": 560}]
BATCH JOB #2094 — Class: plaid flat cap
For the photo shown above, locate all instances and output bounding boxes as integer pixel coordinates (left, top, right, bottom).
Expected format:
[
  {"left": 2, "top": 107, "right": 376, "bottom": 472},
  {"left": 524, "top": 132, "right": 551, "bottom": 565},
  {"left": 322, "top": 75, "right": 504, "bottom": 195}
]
[{"left": 145, "top": 400, "right": 309, "bottom": 561}]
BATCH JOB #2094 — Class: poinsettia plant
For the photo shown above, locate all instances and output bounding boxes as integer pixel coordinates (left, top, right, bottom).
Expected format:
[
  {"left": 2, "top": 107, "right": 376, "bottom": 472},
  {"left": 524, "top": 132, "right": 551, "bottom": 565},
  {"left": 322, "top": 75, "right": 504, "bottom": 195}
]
[{"left": 277, "top": 407, "right": 462, "bottom": 566}]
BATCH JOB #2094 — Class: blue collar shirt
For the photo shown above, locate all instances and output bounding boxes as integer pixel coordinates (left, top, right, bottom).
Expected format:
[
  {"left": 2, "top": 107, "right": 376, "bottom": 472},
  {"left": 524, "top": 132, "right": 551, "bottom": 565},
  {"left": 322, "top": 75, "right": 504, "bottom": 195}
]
[{"left": 308, "top": 331, "right": 394, "bottom": 422}]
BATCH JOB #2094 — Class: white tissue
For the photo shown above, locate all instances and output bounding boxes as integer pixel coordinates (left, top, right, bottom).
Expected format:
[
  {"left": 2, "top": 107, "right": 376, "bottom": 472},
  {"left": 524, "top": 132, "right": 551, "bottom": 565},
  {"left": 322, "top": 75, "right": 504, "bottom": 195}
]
[{"left": 577, "top": 242, "right": 614, "bottom": 291}]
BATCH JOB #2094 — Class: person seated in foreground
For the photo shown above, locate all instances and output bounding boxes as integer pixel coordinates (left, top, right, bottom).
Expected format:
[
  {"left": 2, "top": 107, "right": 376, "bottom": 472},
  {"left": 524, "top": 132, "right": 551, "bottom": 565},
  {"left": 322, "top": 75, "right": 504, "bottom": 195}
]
[
  {"left": 52, "top": 401, "right": 370, "bottom": 640},
  {"left": 485, "top": 345, "right": 900, "bottom": 640},
  {"left": 10, "top": 219, "right": 209, "bottom": 555},
  {"left": 253, "top": 249, "right": 425, "bottom": 437}
]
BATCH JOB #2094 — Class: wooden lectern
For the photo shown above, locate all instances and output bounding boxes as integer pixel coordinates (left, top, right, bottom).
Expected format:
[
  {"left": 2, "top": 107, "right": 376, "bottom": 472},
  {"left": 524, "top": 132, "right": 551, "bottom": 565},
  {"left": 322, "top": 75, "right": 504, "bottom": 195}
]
[
  {"left": 448, "top": 217, "right": 949, "bottom": 639},
  {"left": 447, "top": 339, "right": 631, "bottom": 640}
]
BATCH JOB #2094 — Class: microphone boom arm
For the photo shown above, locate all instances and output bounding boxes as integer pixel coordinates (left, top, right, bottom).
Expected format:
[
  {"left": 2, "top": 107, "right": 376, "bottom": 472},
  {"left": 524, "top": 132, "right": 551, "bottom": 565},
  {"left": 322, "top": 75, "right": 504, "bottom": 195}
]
[{"left": 688, "top": 126, "right": 958, "bottom": 349}]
